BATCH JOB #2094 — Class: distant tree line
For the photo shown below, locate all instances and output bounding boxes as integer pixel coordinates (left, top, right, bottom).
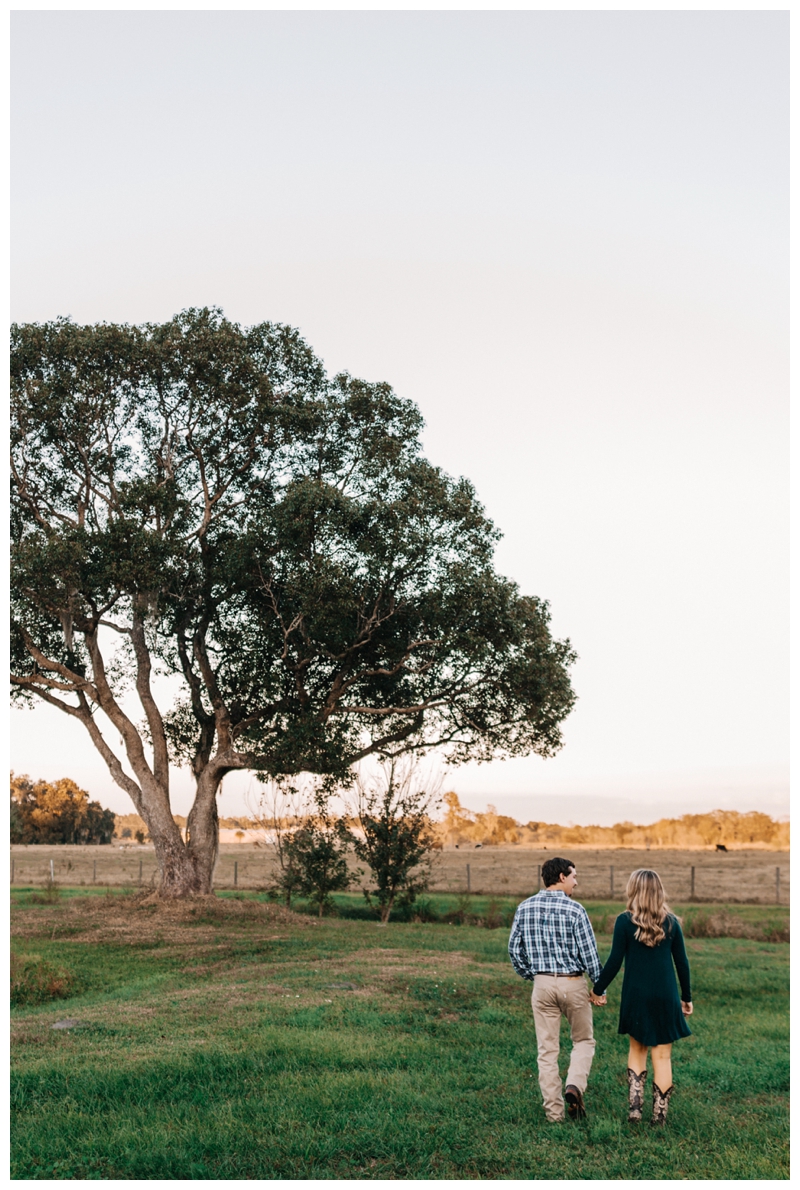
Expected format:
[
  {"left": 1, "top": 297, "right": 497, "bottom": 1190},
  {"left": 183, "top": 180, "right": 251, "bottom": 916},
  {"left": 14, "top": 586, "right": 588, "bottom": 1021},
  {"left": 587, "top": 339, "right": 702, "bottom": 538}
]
[
  {"left": 10, "top": 773, "right": 116, "bottom": 844},
  {"left": 439, "top": 792, "right": 522, "bottom": 846},
  {"left": 11, "top": 770, "right": 786, "bottom": 862},
  {"left": 436, "top": 794, "right": 788, "bottom": 849},
  {"left": 109, "top": 795, "right": 790, "bottom": 851}
]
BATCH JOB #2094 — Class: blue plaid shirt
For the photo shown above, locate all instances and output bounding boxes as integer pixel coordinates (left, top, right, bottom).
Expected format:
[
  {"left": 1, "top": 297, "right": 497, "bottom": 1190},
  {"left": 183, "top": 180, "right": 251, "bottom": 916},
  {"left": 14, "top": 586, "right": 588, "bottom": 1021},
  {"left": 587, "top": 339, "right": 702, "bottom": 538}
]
[{"left": 508, "top": 890, "right": 602, "bottom": 984}]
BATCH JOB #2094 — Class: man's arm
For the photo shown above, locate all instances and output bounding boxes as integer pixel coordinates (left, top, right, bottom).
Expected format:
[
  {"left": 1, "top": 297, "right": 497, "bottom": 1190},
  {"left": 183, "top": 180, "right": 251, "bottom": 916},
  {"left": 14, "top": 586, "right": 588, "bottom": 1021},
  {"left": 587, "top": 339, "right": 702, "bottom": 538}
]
[
  {"left": 573, "top": 905, "right": 603, "bottom": 985},
  {"left": 508, "top": 907, "right": 534, "bottom": 980}
]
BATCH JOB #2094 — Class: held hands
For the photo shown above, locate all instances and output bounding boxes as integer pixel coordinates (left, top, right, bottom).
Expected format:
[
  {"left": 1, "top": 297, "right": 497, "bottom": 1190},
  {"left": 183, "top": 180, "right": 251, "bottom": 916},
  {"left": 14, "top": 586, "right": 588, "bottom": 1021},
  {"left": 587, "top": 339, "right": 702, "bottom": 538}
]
[
  {"left": 681, "top": 1001, "right": 693, "bottom": 1016},
  {"left": 589, "top": 991, "right": 607, "bottom": 1006}
]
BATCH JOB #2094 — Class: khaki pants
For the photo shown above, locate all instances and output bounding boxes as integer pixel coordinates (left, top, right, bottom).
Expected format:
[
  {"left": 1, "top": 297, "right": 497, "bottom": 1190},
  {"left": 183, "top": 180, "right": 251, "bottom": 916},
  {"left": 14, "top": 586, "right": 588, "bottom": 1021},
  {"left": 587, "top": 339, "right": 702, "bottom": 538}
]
[{"left": 531, "top": 974, "right": 596, "bottom": 1122}]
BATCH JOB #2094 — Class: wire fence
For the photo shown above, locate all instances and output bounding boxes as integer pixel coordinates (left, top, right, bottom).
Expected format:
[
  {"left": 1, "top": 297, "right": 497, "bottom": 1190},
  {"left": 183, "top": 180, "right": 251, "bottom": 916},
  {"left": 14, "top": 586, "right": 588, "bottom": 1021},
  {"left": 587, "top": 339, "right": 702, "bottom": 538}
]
[{"left": 9, "top": 845, "right": 789, "bottom": 905}]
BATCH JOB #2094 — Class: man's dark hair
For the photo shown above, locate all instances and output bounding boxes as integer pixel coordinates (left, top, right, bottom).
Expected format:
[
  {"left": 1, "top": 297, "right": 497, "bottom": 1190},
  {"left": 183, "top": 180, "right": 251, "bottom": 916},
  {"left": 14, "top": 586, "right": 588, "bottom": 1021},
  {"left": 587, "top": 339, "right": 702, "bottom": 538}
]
[{"left": 541, "top": 856, "right": 575, "bottom": 888}]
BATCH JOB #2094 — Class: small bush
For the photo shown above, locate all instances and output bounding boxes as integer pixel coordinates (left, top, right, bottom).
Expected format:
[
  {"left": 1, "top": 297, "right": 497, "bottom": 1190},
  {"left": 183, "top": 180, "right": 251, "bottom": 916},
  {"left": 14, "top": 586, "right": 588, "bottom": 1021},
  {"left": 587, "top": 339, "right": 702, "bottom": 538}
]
[
  {"left": 11, "top": 953, "right": 76, "bottom": 1006},
  {"left": 682, "top": 909, "right": 789, "bottom": 942},
  {"left": 29, "top": 879, "right": 61, "bottom": 905},
  {"left": 410, "top": 898, "right": 440, "bottom": 923},
  {"left": 443, "top": 893, "right": 473, "bottom": 925}
]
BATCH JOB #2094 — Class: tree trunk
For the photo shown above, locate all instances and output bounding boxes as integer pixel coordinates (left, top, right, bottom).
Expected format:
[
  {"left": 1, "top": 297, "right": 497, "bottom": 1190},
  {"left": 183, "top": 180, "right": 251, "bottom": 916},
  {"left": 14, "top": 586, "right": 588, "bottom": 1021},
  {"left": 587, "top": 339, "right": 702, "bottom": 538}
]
[
  {"left": 183, "top": 766, "right": 221, "bottom": 895},
  {"left": 380, "top": 895, "right": 395, "bottom": 924},
  {"left": 139, "top": 768, "right": 222, "bottom": 898},
  {"left": 150, "top": 829, "right": 210, "bottom": 897}
]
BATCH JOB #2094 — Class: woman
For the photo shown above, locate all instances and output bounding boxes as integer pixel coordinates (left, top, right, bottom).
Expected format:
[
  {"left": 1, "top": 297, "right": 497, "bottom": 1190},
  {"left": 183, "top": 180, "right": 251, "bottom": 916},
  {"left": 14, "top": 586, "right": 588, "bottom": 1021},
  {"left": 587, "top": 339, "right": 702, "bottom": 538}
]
[{"left": 593, "top": 869, "right": 693, "bottom": 1125}]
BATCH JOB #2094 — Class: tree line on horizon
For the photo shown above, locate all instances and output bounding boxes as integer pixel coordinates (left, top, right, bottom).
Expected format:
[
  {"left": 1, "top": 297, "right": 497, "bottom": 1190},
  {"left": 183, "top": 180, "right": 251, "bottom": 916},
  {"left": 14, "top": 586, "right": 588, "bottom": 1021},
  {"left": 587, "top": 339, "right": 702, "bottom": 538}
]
[
  {"left": 12, "top": 775, "right": 788, "bottom": 850},
  {"left": 10, "top": 772, "right": 116, "bottom": 845}
]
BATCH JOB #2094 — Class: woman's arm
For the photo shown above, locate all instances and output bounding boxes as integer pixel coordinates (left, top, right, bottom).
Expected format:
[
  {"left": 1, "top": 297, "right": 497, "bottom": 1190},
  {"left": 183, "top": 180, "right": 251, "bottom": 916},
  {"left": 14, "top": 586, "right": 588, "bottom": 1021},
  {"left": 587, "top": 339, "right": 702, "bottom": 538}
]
[
  {"left": 671, "top": 919, "right": 692, "bottom": 1003},
  {"left": 592, "top": 913, "right": 628, "bottom": 996}
]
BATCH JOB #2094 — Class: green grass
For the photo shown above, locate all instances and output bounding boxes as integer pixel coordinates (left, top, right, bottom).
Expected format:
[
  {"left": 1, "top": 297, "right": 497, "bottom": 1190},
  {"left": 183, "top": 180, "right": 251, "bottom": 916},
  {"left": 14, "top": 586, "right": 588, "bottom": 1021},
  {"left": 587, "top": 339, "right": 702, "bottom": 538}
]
[{"left": 11, "top": 890, "right": 789, "bottom": 1179}]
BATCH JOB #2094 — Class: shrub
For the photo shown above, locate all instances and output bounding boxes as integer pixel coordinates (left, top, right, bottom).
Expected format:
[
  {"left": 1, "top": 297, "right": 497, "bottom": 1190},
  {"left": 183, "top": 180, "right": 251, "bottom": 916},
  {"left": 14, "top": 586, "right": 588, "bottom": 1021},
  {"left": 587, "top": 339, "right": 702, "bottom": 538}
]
[
  {"left": 341, "top": 760, "right": 440, "bottom": 925},
  {"left": 483, "top": 897, "right": 506, "bottom": 929},
  {"left": 29, "top": 879, "right": 61, "bottom": 905},
  {"left": 11, "top": 953, "right": 76, "bottom": 1006},
  {"left": 443, "top": 893, "right": 473, "bottom": 925},
  {"left": 284, "top": 820, "right": 353, "bottom": 917},
  {"left": 682, "top": 909, "right": 789, "bottom": 943},
  {"left": 410, "top": 898, "right": 440, "bottom": 923}
]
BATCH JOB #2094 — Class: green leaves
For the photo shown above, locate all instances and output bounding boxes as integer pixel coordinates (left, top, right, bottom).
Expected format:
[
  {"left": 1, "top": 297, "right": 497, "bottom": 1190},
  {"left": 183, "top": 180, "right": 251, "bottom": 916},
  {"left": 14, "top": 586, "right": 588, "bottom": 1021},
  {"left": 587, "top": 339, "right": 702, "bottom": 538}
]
[
  {"left": 283, "top": 822, "right": 354, "bottom": 915},
  {"left": 11, "top": 307, "right": 576, "bottom": 795},
  {"left": 340, "top": 762, "right": 440, "bottom": 923}
]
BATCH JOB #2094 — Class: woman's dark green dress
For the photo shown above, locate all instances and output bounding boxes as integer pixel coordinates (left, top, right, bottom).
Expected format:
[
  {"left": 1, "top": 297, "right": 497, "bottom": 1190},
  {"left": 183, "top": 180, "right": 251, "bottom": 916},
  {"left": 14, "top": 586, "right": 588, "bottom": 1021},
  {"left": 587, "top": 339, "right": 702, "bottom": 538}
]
[{"left": 593, "top": 913, "right": 692, "bottom": 1047}]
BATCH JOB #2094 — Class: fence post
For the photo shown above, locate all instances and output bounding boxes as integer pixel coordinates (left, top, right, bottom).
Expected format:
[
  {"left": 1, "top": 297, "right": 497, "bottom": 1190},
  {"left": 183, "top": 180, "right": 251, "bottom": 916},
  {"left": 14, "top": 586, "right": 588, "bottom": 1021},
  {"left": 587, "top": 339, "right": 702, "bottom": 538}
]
[
  {"left": 610, "top": 866, "right": 614, "bottom": 898},
  {"left": 139, "top": 859, "right": 143, "bottom": 885},
  {"left": 11, "top": 858, "right": 14, "bottom": 884},
  {"left": 234, "top": 860, "right": 238, "bottom": 888},
  {"left": 691, "top": 866, "right": 696, "bottom": 899},
  {"left": 536, "top": 864, "right": 541, "bottom": 890},
  {"left": 776, "top": 867, "right": 780, "bottom": 904},
  {"left": 50, "top": 859, "right": 54, "bottom": 882},
  {"left": 466, "top": 863, "right": 471, "bottom": 892},
  {"left": 93, "top": 859, "right": 97, "bottom": 884}
]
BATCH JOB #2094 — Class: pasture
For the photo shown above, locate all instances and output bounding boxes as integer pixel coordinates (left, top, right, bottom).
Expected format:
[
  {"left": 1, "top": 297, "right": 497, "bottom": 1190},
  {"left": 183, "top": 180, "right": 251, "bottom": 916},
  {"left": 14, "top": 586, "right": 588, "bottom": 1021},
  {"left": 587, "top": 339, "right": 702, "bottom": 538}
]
[
  {"left": 10, "top": 887, "right": 789, "bottom": 1179},
  {"left": 10, "top": 842, "right": 789, "bottom": 904}
]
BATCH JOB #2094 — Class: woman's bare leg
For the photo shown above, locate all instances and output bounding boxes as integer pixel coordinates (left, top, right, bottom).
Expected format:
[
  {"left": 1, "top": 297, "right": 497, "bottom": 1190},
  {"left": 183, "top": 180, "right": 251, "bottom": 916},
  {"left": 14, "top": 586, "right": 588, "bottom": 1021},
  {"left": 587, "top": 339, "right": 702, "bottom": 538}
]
[
  {"left": 627, "top": 1037, "right": 648, "bottom": 1075},
  {"left": 651, "top": 1044, "right": 673, "bottom": 1090}
]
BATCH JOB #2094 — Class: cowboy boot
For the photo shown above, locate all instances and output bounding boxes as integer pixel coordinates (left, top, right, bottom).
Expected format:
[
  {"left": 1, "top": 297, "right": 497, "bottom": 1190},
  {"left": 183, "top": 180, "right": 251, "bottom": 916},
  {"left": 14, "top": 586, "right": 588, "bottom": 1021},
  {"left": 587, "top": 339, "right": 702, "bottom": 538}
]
[
  {"left": 652, "top": 1082, "right": 674, "bottom": 1125},
  {"left": 626, "top": 1068, "right": 647, "bottom": 1123}
]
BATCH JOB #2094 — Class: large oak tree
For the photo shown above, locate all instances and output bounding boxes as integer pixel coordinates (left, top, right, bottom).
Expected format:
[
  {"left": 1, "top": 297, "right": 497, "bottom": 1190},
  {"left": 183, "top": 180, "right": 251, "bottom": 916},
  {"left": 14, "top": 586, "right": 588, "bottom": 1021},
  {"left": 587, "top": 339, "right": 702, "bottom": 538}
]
[{"left": 11, "top": 308, "right": 576, "bottom": 896}]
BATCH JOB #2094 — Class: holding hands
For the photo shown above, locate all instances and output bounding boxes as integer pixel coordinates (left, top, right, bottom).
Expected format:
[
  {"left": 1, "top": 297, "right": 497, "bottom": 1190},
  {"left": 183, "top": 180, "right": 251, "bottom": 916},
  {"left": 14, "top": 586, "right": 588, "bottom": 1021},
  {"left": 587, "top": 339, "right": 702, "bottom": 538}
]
[{"left": 589, "top": 990, "right": 607, "bottom": 1006}]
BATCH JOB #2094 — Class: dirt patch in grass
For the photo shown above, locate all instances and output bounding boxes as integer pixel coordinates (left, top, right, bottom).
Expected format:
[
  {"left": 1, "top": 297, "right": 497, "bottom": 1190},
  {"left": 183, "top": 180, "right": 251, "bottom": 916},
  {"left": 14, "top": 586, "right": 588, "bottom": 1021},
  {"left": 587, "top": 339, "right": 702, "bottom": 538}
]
[
  {"left": 12, "top": 891, "right": 305, "bottom": 947},
  {"left": 339, "top": 947, "right": 477, "bottom": 978}
]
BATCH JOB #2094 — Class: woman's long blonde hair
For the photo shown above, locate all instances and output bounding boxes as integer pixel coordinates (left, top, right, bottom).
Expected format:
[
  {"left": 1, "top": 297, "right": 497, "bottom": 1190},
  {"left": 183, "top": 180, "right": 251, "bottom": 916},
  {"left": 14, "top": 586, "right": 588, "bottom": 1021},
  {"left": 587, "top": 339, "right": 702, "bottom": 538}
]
[{"left": 626, "top": 869, "right": 678, "bottom": 947}]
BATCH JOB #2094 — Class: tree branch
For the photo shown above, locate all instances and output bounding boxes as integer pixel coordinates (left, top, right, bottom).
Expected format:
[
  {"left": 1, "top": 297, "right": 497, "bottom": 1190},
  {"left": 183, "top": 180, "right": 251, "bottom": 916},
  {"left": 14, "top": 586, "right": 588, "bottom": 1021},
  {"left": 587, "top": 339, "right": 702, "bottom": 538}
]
[
  {"left": 83, "top": 628, "right": 157, "bottom": 791},
  {"left": 74, "top": 691, "right": 145, "bottom": 812},
  {"left": 131, "top": 604, "right": 171, "bottom": 791},
  {"left": 192, "top": 628, "right": 234, "bottom": 752},
  {"left": 10, "top": 679, "right": 85, "bottom": 717},
  {"left": 15, "top": 623, "right": 100, "bottom": 701}
]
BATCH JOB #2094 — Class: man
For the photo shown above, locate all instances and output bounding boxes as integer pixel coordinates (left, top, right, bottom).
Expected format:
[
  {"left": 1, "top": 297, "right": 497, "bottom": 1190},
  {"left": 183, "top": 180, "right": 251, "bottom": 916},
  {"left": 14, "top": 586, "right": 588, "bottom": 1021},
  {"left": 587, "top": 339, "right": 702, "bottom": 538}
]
[{"left": 508, "top": 856, "right": 606, "bottom": 1123}]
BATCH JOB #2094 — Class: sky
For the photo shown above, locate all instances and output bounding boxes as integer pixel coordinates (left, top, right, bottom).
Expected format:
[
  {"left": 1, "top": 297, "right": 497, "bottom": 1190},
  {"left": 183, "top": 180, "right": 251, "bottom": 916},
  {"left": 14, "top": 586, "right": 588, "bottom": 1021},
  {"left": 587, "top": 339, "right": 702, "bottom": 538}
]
[{"left": 10, "top": 10, "right": 789, "bottom": 827}]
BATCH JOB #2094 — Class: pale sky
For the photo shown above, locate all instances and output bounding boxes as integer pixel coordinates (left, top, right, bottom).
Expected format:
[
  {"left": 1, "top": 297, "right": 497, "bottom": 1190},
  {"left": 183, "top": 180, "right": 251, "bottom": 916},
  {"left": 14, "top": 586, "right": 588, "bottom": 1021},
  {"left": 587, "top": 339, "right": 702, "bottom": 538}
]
[{"left": 10, "top": 10, "right": 789, "bottom": 826}]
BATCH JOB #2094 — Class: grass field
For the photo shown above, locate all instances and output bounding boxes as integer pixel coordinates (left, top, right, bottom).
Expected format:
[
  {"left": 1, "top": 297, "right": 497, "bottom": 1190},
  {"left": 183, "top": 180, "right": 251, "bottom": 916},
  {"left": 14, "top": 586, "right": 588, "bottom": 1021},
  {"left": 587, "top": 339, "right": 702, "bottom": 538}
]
[
  {"left": 10, "top": 887, "right": 789, "bottom": 1179},
  {"left": 10, "top": 842, "right": 790, "bottom": 905}
]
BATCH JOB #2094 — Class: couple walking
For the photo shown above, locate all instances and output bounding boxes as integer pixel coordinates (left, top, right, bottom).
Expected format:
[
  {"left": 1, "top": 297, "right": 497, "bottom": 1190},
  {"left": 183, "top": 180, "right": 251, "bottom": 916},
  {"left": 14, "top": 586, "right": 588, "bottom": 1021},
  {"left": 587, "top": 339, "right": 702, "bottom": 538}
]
[{"left": 508, "top": 857, "right": 693, "bottom": 1126}]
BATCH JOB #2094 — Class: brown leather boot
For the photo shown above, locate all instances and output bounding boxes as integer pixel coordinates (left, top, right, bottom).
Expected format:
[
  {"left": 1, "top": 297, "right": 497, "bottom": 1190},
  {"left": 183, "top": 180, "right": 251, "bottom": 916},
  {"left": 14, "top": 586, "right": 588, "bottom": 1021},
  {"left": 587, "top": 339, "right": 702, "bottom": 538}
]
[
  {"left": 652, "top": 1082, "right": 674, "bottom": 1125},
  {"left": 564, "top": 1085, "right": 587, "bottom": 1120},
  {"left": 626, "top": 1068, "right": 647, "bottom": 1123}
]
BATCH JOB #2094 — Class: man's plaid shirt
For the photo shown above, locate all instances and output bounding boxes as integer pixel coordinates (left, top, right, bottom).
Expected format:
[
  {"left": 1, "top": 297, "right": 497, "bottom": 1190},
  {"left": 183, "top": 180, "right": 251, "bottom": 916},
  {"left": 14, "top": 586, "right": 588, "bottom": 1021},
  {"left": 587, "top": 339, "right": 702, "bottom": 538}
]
[{"left": 508, "top": 890, "right": 602, "bottom": 983}]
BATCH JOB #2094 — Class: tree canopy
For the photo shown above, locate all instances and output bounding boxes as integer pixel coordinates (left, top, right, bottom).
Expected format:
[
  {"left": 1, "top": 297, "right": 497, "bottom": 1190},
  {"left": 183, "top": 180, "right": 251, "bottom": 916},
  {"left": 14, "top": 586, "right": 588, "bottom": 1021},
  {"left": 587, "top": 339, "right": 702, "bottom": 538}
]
[{"left": 10, "top": 308, "right": 576, "bottom": 894}]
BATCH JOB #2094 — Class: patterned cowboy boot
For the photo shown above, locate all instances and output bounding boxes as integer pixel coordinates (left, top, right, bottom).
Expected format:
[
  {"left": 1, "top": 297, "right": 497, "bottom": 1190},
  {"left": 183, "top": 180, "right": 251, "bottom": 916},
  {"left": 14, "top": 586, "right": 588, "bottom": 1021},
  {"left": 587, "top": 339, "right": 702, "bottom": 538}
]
[
  {"left": 626, "top": 1068, "right": 647, "bottom": 1123},
  {"left": 651, "top": 1082, "right": 674, "bottom": 1125}
]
